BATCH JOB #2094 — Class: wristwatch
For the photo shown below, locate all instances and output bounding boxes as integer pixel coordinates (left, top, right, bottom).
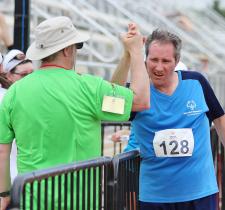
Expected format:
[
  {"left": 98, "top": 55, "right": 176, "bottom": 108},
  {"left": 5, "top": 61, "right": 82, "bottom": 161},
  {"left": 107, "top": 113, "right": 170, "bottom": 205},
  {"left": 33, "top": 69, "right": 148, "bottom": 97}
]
[{"left": 0, "top": 191, "right": 10, "bottom": 197}]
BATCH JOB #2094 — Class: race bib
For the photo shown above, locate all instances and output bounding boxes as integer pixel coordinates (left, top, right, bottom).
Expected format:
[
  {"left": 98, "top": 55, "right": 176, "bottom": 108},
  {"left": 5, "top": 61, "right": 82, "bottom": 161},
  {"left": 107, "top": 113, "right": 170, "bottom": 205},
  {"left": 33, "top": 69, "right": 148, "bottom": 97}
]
[{"left": 153, "top": 128, "right": 194, "bottom": 157}]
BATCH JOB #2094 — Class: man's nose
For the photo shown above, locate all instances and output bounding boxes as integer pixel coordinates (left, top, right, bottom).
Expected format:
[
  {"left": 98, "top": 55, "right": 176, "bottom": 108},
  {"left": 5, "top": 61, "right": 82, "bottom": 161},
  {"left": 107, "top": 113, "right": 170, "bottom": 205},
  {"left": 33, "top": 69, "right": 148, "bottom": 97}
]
[{"left": 155, "top": 62, "right": 163, "bottom": 71}]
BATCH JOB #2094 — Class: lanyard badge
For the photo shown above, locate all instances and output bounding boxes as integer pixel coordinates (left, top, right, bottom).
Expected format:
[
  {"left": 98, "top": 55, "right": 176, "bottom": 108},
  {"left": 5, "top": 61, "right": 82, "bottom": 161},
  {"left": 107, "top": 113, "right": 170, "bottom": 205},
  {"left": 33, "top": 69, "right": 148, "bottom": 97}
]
[{"left": 102, "top": 84, "right": 125, "bottom": 114}]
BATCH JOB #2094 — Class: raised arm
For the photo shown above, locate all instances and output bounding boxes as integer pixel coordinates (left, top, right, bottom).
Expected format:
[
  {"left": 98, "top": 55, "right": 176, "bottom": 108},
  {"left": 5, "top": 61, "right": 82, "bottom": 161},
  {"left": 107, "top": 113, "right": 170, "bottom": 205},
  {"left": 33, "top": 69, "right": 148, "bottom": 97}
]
[
  {"left": 111, "top": 50, "right": 130, "bottom": 86},
  {"left": 111, "top": 23, "right": 139, "bottom": 86},
  {"left": 112, "top": 23, "right": 150, "bottom": 111},
  {"left": 126, "top": 33, "right": 150, "bottom": 111}
]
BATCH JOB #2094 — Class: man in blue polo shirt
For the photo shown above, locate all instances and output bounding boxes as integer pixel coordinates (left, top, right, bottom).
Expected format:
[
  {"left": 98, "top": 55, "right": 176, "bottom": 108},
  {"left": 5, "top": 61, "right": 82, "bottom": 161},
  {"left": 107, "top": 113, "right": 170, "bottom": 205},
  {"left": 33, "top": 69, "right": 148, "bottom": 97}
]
[{"left": 112, "top": 26, "right": 225, "bottom": 210}]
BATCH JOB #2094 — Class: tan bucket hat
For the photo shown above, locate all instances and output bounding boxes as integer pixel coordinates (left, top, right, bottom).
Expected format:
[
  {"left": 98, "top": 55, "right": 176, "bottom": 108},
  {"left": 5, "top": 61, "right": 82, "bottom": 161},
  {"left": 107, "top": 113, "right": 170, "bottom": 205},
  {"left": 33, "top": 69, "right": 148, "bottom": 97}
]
[{"left": 26, "top": 16, "right": 90, "bottom": 60}]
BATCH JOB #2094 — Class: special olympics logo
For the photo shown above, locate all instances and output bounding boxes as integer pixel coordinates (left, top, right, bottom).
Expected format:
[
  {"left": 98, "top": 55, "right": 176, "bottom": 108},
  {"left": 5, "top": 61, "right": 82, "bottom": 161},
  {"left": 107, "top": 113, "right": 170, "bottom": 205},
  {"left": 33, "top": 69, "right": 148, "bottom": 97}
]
[{"left": 187, "top": 100, "right": 196, "bottom": 111}]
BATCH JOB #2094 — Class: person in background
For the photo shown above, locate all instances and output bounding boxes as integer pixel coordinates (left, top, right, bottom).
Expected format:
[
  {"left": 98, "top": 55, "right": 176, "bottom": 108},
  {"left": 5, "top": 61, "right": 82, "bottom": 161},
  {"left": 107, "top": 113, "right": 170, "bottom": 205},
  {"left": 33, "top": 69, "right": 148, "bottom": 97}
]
[
  {"left": 174, "top": 61, "right": 188, "bottom": 71},
  {"left": 0, "top": 16, "right": 150, "bottom": 209},
  {"left": 0, "top": 52, "right": 6, "bottom": 101},
  {"left": 1, "top": 49, "right": 33, "bottom": 86},
  {"left": 0, "top": 49, "right": 34, "bottom": 210},
  {"left": 111, "top": 26, "right": 225, "bottom": 210}
]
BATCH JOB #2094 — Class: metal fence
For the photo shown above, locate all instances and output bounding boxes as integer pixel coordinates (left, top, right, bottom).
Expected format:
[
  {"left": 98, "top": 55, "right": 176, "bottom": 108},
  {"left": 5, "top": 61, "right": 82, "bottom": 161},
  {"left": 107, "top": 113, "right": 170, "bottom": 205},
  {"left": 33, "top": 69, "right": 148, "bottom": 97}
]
[
  {"left": 101, "top": 121, "right": 131, "bottom": 156},
  {"left": 7, "top": 125, "right": 225, "bottom": 210},
  {"left": 101, "top": 122, "right": 225, "bottom": 210},
  {"left": 8, "top": 150, "right": 140, "bottom": 210},
  {"left": 112, "top": 151, "right": 140, "bottom": 210},
  {"left": 8, "top": 157, "right": 112, "bottom": 210}
]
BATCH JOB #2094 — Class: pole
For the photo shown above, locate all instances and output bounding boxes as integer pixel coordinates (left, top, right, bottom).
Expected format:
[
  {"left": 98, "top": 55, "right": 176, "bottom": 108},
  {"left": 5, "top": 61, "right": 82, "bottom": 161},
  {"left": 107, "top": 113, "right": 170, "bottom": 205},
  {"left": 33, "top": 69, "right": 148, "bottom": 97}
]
[{"left": 13, "top": 0, "right": 30, "bottom": 52}]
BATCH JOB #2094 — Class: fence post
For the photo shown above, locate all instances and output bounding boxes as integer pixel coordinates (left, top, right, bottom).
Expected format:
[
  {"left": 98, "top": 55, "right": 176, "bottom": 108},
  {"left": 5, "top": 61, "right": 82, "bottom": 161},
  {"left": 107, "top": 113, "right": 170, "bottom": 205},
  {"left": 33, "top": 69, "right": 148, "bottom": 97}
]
[{"left": 112, "top": 150, "right": 140, "bottom": 210}]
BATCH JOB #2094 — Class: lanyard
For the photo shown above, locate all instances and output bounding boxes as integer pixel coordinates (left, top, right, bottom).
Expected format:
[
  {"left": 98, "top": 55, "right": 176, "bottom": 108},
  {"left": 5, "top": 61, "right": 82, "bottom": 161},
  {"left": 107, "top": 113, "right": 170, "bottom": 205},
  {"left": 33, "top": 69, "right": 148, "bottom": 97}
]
[{"left": 40, "top": 64, "right": 70, "bottom": 70}]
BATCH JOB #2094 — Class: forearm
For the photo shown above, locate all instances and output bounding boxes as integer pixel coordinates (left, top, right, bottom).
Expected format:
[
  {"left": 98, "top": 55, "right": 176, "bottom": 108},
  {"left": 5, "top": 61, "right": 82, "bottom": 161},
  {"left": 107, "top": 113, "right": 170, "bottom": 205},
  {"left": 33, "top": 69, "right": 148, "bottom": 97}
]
[
  {"left": 130, "top": 50, "right": 150, "bottom": 111},
  {"left": 0, "top": 13, "right": 13, "bottom": 47},
  {"left": 111, "top": 51, "right": 130, "bottom": 86},
  {"left": 0, "top": 144, "right": 11, "bottom": 193},
  {"left": 213, "top": 115, "right": 225, "bottom": 147}
]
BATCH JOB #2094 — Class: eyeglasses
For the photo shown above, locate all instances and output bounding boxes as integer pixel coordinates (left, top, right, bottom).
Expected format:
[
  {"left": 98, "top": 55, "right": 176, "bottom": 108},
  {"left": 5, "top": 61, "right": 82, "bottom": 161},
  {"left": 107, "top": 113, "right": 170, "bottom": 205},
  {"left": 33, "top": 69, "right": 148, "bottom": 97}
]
[{"left": 75, "top": 42, "right": 83, "bottom": 50}]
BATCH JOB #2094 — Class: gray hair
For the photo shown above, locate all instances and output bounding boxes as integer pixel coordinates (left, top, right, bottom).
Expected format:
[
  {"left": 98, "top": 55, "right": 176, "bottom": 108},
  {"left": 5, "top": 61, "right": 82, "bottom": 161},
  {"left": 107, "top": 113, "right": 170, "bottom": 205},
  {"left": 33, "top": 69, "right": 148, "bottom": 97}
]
[{"left": 145, "top": 29, "right": 182, "bottom": 62}]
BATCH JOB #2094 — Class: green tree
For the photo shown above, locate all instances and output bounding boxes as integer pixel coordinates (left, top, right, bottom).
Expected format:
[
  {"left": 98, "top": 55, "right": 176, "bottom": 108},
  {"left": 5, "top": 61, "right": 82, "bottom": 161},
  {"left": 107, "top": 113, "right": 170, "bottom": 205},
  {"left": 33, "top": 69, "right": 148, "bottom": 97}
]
[{"left": 213, "top": 0, "right": 225, "bottom": 17}]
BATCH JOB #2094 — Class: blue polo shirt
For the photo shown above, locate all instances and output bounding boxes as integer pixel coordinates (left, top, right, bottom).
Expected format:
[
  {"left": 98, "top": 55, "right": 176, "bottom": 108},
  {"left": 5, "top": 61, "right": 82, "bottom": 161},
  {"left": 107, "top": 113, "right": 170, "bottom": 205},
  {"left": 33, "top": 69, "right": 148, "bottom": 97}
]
[{"left": 131, "top": 71, "right": 224, "bottom": 202}]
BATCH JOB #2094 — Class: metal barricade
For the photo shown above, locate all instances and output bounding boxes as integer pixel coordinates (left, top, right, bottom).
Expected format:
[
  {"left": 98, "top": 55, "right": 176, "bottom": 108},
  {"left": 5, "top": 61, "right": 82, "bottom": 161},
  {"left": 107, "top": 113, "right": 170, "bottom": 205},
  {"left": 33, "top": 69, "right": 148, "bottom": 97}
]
[
  {"left": 8, "top": 127, "right": 224, "bottom": 210},
  {"left": 8, "top": 151, "right": 141, "bottom": 210},
  {"left": 8, "top": 157, "right": 113, "bottom": 210},
  {"left": 101, "top": 121, "right": 131, "bottom": 156},
  {"left": 112, "top": 150, "right": 140, "bottom": 210}
]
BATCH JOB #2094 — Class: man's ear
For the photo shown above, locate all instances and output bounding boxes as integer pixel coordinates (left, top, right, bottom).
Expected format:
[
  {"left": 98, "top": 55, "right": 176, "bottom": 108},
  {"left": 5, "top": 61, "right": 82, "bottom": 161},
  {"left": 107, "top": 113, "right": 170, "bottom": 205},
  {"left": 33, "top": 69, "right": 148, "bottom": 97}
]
[{"left": 62, "top": 46, "right": 72, "bottom": 57}]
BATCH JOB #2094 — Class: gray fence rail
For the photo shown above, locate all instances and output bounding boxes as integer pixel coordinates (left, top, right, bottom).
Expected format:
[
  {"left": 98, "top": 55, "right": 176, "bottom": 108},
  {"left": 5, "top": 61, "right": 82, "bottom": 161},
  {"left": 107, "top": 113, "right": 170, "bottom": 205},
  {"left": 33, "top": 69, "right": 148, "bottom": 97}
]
[
  {"left": 7, "top": 124, "right": 225, "bottom": 210},
  {"left": 101, "top": 121, "right": 131, "bottom": 156},
  {"left": 8, "top": 150, "right": 140, "bottom": 210}
]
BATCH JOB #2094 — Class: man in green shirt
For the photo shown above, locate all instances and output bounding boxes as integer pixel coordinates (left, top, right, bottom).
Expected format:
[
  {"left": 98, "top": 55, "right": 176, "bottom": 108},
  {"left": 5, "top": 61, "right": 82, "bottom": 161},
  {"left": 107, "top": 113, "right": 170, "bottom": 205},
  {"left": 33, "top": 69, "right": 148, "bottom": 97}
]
[{"left": 0, "top": 16, "right": 149, "bottom": 209}]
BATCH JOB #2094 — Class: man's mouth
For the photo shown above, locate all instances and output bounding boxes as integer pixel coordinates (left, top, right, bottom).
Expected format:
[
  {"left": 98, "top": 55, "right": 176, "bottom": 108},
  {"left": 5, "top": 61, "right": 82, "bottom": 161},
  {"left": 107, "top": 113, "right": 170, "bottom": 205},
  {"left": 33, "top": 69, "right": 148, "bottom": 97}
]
[{"left": 153, "top": 72, "right": 164, "bottom": 78}]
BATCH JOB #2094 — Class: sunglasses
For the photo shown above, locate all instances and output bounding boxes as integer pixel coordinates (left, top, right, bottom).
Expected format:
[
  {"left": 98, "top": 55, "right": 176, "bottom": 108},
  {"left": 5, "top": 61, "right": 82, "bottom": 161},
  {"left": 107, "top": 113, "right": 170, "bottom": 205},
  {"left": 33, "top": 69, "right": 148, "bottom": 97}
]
[{"left": 75, "top": 42, "right": 83, "bottom": 50}]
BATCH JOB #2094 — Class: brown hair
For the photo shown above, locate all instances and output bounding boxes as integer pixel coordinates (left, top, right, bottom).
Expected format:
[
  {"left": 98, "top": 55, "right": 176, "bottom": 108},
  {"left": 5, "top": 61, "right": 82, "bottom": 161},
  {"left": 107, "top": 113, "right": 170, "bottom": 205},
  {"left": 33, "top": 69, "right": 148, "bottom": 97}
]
[
  {"left": 145, "top": 29, "right": 182, "bottom": 62},
  {"left": 0, "top": 73, "right": 12, "bottom": 89}
]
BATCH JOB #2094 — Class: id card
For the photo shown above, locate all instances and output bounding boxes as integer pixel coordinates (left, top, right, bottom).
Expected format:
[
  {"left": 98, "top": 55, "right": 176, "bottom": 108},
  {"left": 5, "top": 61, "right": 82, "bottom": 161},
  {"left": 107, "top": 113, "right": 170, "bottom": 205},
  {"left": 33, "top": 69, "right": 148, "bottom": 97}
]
[{"left": 102, "top": 95, "right": 125, "bottom": 114}]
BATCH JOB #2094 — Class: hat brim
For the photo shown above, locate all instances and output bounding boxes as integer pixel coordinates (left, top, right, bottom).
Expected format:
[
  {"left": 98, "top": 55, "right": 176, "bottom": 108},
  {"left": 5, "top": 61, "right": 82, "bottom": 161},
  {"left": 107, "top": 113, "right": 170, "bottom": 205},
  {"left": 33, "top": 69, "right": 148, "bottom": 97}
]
[{"left": 26, "top": 32, "right": 90, "bottom": 60}]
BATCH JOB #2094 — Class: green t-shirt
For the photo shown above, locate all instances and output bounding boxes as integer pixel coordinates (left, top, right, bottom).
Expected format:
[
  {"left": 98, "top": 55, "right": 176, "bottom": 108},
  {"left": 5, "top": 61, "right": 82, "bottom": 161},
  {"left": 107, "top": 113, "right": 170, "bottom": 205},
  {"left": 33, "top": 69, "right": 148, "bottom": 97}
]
[{"left": 0, "top": 68, "right": 133, "bottom": 174}]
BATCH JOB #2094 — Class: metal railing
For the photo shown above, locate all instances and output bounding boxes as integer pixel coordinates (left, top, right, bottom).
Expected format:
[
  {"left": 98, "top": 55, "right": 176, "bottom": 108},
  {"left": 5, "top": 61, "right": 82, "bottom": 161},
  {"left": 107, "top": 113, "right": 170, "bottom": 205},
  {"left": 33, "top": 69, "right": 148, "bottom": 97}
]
[
  {"left": 7, "top": 124, "right": 225, "bottom": 210},
  {"left": 112, "top": 150, "right": 140, "bottom": 210},
  {"left": 9, "top": 157, "right": 112, "bottom": 210},
  {"left": 101, "top": 121, "right": 131, "bottom": 156},
  {"left": 8, "top": 150, "right": 140, "bottom": 210}
]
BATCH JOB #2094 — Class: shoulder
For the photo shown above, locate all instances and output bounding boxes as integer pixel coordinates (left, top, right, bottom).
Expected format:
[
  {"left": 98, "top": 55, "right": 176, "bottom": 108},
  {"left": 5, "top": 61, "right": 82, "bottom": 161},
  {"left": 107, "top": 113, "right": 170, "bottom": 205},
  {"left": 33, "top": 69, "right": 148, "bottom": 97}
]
[
  {"left": 180, "top": 70, "right": 210, "bottom": 90},
  {"left": 78, "top": 74, "right": 107, "bottom": 95},
  {"left": 180, "top": 70, "right": 206, "bottom": 82},
  {"left": 79, "top": 74, "right": 103, "bottom": 85}
]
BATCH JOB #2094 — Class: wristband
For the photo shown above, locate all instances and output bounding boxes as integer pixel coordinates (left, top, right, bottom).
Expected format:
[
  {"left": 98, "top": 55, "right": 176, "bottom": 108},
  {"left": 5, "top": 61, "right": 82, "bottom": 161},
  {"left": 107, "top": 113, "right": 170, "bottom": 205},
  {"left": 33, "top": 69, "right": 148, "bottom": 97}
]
[{"left": 0, "top": 191, "right": 10, "bottom": 197}]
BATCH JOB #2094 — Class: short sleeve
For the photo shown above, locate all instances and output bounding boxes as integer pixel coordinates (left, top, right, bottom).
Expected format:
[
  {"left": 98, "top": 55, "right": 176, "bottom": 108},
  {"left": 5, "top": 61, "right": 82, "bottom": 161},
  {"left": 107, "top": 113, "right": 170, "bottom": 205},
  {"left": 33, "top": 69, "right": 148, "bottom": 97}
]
[
  {"left": 201, "top": 78, "right": 224, "bottom": 122},
  {"left": 181, "top": 71, "right": 224, "bottom": 123},
  {"left": 0, "top": 87, "right": 15, "bottom": 143}
]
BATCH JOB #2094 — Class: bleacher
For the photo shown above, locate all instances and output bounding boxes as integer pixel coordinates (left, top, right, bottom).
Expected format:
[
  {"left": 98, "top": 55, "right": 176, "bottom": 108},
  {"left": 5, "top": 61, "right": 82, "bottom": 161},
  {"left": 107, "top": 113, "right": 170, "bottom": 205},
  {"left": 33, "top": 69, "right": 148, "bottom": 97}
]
[
  {"left": 1, "top": 0, "right": 225, "bottom": 108},
  {"left": 1, "top": 2, "right": 225, "bottom": 209}
]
